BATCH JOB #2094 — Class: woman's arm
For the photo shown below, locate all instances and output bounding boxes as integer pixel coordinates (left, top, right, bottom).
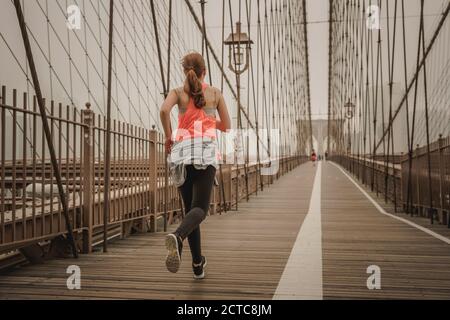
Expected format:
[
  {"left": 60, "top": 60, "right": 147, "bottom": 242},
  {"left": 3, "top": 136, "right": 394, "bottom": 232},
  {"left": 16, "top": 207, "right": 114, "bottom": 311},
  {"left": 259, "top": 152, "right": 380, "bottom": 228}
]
[
  {"left": 159, "top": 89, "right": 178, "bottom": 153},
  {"left": 216, "top": 91, "right": 231, "bottom": 132}
]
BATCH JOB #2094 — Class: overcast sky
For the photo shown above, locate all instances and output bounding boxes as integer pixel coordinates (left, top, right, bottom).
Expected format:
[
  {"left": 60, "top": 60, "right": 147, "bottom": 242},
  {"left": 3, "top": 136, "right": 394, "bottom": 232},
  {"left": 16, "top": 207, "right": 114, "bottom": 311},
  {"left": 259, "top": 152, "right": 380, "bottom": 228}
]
[{"left": 306, "top": 0, "right": 329, "bottom": 119}]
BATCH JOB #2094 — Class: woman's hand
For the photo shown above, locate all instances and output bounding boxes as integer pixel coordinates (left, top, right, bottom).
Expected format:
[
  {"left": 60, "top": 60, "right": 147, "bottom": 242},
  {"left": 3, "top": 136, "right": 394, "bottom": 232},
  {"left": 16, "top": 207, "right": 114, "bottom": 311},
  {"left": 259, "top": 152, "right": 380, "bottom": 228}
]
[
  {"left": 216, "top": 92, "right": 231, "bottom": 132},
  {"left": 215, "top": 119, "right": 223, "bottom": 132},
  {"left": 165, "top": 137, "right": 174, "bottom": 154}
]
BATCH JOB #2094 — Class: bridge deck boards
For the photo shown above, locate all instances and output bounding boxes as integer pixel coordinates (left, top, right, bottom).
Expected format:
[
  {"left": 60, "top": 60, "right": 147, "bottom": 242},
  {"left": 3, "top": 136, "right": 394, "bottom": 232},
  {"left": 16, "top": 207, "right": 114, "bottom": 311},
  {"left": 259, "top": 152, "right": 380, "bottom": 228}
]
[
  {"left": 0, "top": 164, "right": 315, "bottom": 299},
  {"left": 322, "top": 163, "right": 450, "bottom": 299},
  {"left": 1, "top": 162, "right": 450, "bottom": 299}
]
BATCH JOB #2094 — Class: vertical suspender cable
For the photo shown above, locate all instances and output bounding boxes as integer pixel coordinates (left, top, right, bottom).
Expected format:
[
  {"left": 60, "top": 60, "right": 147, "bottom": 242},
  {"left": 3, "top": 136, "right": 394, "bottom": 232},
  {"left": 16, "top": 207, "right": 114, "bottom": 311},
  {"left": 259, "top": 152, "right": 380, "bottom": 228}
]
[
  {"left": 221, "top": 0, "right": 226, "bottom": 92},
  {"left": 150, "top": 0, "right": 168, "bottom": 96},
  {"left": 219, "top": 0, "right": 228, "bottom": 213},
  {"left": 166, "top": 0, "right": 173, "bottom": 232},
  {"left": 150, "top": 0, "right": 169, "bottom": 230},
  {"left": 363, "top": 0, "right": 370, "bottom": 182},
  {"left": 200, "top": 0, "right": 213, "bottom": 83},
  {"left": 420, "top": 0, "right": 434, "bottom": 223},
  {"left": 13, "top": 0, "right": 78, "bottom": 258},
  {"left": 371, "top": 0, "right": 382, "bottom": 192},
  {"left": 227, "top": 0, "right": 240, "bottom": 209},
  {"left": 199, "top": 0, "right": 227, "bottom": 213},
  {"left": 388, "top": 0, "right": 398, "bottom": 211},
  {"left": 327, "top": 0, "right": 333, "bottom": 155},
  {"left": 102, "top": 0, "right": 114, "bottom": 252},
  {"left": 401, "top": 0, "right": 413, "bottom": 214},
  {"left": 167, "top": 0, "right": 172, "bottom": 93},
  {"left": 408, "top": 0, "right": 425, "bottom": 216},
  {"left": 256, "top": 0, "right": 263, "bottom": 190}
]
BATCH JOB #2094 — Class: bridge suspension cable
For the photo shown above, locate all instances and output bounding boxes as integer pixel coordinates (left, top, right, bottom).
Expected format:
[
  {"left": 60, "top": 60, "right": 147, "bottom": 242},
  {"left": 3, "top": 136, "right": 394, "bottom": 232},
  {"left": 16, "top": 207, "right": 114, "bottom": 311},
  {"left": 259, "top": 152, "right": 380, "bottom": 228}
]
[{"left": 328, "top": 0, "right": 450, "bottom": 224}]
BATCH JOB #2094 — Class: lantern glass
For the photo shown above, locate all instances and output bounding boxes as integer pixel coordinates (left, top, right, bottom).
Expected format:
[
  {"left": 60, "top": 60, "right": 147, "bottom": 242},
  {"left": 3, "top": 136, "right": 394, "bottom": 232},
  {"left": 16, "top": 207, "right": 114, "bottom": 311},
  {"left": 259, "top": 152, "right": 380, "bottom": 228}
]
[{"left": 233, "top": 49, "right": 244, "bottom": 66}]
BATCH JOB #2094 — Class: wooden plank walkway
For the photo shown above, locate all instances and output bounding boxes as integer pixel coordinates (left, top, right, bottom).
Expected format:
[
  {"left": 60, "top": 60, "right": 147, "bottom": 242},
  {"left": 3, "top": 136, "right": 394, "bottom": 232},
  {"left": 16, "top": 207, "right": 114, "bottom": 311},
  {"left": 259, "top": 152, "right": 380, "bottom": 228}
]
[
  {"left": 322, "top": 162, "right": 450, "bottom": 299},
  {"left": 0, "top": 164, "right": 316, "bottom": 299},
  {"left": 1, "top": 161, "right": 450, "bottom": 299}
]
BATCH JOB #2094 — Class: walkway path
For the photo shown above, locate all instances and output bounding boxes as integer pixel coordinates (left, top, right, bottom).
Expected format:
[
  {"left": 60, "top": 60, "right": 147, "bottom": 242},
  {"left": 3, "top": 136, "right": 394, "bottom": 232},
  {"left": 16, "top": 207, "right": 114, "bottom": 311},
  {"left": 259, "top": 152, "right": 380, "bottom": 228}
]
[{"left": 1, "top": 162, "right": 450, "bottom": 299}]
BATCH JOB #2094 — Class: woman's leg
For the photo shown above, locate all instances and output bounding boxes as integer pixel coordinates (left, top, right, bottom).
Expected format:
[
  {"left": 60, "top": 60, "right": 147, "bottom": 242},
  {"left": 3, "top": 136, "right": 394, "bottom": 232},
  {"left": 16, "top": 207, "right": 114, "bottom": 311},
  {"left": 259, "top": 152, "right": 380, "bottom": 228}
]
[
  {"left": 178, "top": 168, "right": 193, "bottom": 223},
  {"left": 165, "top": 166, "right": 194, "bottom": 273},
  {"left": 175, "top": 166, "right": 216, "bottom": 263},
  {"left": 187, "top": 227, "right": 202, "bottom": 264},
  {"left": 175, "top": 166, "right": 195, "bottom": 240},
  {"left": 188, "top": 166, "right": 216, "bottom": 263}
]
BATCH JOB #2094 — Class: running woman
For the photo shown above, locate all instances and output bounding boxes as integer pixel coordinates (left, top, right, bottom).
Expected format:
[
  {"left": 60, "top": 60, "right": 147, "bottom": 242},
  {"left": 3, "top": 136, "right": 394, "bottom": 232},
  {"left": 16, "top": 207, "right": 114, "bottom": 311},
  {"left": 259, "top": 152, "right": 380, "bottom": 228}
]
[{"left": 159, "top": 52, "right": 231, "bottom": 279}]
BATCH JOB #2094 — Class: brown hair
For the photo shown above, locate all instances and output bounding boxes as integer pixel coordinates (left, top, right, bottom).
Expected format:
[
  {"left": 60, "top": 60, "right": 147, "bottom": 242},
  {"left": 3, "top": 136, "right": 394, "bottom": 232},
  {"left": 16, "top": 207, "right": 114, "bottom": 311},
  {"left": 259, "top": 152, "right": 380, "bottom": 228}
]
[{"left": 182, "top": 52, "right": 206, "bottom": 109}]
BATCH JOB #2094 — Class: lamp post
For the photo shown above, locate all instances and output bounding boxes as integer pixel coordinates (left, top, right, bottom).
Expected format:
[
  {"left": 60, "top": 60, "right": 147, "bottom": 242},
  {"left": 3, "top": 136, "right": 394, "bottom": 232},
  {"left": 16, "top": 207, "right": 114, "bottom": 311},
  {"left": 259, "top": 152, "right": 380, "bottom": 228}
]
[
  {"left": 224, "top": 22, "right": 253, "bottom": 208},
  {"left": 344, "top": 100, "right": 355, "bottom": 155}
]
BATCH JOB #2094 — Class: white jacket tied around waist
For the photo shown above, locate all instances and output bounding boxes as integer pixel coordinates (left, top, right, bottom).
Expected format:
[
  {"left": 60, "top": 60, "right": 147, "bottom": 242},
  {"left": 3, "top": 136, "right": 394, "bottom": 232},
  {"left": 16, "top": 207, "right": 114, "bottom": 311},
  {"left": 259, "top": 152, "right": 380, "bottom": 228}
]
[{"left": 168, "top": 137, "right": 220, "bottom": 187}]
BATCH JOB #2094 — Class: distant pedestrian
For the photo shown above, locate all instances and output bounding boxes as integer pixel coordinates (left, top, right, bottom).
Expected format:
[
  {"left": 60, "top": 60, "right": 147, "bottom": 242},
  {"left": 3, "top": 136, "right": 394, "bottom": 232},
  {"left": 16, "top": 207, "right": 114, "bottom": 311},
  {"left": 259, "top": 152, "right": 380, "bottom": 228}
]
[{"left": 311, "top": 149, "right": 317, "bottom": 167}]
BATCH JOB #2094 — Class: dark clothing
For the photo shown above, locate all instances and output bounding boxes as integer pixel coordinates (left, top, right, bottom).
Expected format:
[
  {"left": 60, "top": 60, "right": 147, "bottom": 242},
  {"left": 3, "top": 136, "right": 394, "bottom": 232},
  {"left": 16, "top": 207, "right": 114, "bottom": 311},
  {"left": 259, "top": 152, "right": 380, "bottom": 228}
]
[{"left": 175, "top": 165, "right": 216, "bottom": 264}]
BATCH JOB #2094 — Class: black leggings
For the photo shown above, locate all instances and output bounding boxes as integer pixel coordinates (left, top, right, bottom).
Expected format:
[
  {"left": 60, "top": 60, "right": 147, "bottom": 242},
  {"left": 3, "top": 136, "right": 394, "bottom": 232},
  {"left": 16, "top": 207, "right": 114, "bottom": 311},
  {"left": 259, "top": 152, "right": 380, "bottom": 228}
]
[{"left": 175, "top": 165, "right": 216, "bottom": 264}]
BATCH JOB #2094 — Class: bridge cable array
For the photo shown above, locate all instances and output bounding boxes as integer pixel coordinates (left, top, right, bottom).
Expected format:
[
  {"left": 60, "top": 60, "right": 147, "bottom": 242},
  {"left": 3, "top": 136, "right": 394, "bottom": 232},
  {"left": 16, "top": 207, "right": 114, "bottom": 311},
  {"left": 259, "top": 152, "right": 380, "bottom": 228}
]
[
  {"left": 0, "top": 0, "right": 313, "bottom": 256},
  {"left": 328, "top": 0, "right": 450, "bottom": 225}
]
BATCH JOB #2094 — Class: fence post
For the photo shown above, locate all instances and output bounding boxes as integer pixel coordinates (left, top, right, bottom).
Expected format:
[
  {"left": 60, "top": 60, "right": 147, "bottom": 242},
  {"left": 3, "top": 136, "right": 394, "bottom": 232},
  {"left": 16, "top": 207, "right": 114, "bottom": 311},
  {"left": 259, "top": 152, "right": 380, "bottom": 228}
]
[
  {"left": 149, "top": 130, "right": 158, "bottom": 232},
  {"left": 415, "top": 144, "right": 421, "bottom": 216},
  {"left": 211, "top": 186, "right": 217, "bottom": 214},
  {"left": 229, "top": 165, "right": 233, "bottom": 210},
  {"left": 400, "top": 152, "right": 405, "bottom": 211},
  {"left": 81, "top": 103, "right": 94, "bottom": 253},
  {"left": 438, "top": 134, "right": 445, "bottom": 224}
]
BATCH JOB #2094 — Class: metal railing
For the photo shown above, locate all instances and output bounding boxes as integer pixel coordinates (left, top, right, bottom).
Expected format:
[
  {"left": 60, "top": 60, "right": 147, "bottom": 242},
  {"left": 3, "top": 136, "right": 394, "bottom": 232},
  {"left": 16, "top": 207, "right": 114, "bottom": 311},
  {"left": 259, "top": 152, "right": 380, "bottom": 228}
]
[
  {"left": 332, "top": 135, "right": 450, "bottom": 227},
  {"left": 0, "top": 85, "right": 308, "bottom": 259}
]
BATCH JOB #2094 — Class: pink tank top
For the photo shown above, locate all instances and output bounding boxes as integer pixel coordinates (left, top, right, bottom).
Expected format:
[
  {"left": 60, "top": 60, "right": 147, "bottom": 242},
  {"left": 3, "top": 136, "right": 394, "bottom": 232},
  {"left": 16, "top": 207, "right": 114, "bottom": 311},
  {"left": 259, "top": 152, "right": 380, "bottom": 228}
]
[{"left": 175, "top": 83, "right": 217, "bottom": 142}]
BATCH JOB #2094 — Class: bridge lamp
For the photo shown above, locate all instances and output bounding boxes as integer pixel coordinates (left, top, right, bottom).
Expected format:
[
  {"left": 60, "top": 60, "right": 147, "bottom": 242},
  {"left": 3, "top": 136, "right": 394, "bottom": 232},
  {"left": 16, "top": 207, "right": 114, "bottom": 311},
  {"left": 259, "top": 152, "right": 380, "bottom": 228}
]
[
  {"left": 224, "top": 22, "right": 253, "bottom": 75},
  {"left": 344, "top": 100, "right": 355, "bottom": 119},
  {"left": 224, "top": 22, "right": 253, "bottom": 208},
  {"left": 344, "top": 100, "right": 355, "bottom": 155}
]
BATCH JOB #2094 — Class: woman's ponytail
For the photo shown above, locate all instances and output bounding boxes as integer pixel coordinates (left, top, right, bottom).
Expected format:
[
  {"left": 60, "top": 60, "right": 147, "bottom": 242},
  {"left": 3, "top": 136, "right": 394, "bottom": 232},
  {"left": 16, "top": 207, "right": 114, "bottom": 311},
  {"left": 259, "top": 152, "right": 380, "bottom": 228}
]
[{"left": 182, "top": 52, "right": 206, "bottom": 109}]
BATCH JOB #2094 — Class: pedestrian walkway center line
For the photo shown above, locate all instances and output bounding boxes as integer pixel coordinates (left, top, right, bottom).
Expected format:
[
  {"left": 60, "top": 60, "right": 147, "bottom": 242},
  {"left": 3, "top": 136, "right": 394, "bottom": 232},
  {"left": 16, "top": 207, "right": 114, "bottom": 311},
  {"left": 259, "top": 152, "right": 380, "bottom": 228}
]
[
  {"left": 273, "top": 162, "right": 323, "bottom": 300},
  {"left": 331, "top": 162, "right": 450, "bottom": 246}
]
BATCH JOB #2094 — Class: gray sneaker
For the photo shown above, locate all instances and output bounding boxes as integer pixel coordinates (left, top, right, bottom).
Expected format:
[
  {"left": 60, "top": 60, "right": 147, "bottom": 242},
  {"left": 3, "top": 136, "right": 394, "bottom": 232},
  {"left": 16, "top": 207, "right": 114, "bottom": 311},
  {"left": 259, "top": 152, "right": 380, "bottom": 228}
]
[{"left": 165, "top": 234, "right": 182, "bottom": 273}]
